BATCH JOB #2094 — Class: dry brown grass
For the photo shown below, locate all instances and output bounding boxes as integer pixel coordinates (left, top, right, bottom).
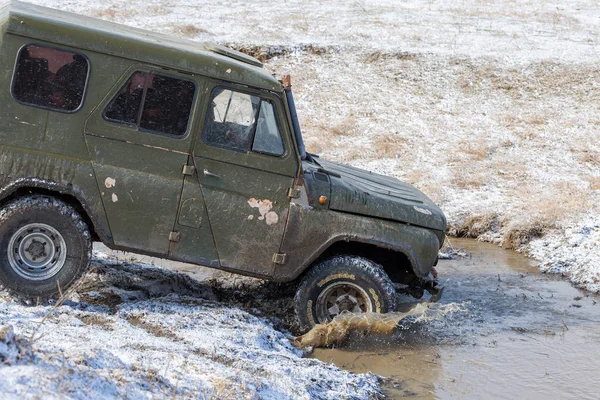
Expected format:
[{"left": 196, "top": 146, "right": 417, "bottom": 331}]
[
  {"left": 505, "top": 181, "right": 592, "bottom": 249},
  {"left": 78, "top": 314, "right": 113, "bottom": 330},
  {"left": 451, "top": 167, "right": 488, "bottom": 189},
  {"left": 453, "top": 213, "right": 498, "bottom": 238},
  {"left": 579, "top": 151, "right": 600, "bottom": 166},
  {"left": 364, "top": 51, "right": 418, "bottom": 63},
  {"left": 126, "top": 316, "right": 178, "bottom": 339},
  {"left": 148, "top": 5, "right": 171, "bottom": 16},
  {"left": 533, "top": 181, "right": 591, "bottom": 223},
  {"left": 502, "top": 218, "right": 549, "bottom": 250},
  {"left": 329, "top": 116, "right": 358, "bottom": 137},
  {"left": 402, "top": 169, "right": 424, "bottom": 185},
  {"left": 585, "top": 175, "right": 600, "bottom": 190},
  {"left": 491, "top": 159, "right": 528, "bottom": 181},
  {"left": 89, "top": 7, "right": 137, "bottom": 21},
  {"left": 171, "top": 24, "right": 207, "bottom": 37},
  {"left": 463, "top": 139, "right": 490, "bottom": 161},
  {"left": 371, "top": 133, "right": 407, "bottom": 159},
  {"left": 340, "top": 147, "right": 367, "bottom": 163},
  {"left": 303, "top": 134, "right": 333, "bottom": 155}
]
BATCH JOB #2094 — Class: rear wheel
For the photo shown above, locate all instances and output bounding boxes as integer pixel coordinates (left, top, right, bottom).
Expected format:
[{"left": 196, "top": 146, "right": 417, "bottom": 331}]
[
  {"left": 294, "top": 255, "right": 397, "bottom": 333},
  {"left": 0, "top": 196, "right": 92, "bottom": 302}
]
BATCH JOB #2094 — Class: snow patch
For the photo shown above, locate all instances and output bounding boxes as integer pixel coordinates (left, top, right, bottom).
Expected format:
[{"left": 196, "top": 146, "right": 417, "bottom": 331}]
[{"left": 0, "top": 259, "right": 381, "bottom": 398}]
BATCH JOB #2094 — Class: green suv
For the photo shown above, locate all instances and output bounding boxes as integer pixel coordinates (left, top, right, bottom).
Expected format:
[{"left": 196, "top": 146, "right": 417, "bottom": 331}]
[{"left": 0, "top": 1, "right": 446, "bottom": 331}]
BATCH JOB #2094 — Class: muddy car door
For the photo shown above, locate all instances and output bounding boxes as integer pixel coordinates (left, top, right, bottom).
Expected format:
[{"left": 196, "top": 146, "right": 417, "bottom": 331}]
[
  {"left": 84, "top": 66, "right": 217, "bottom": 261},
  {"left": 194, "top": 84, "right": 298, "bottom": 277}
]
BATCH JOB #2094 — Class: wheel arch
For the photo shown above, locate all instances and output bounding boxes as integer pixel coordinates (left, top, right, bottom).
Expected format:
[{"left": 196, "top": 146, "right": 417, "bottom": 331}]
[
  {"left": 281, "top": 234, "right": 424, "bottom": 286},
  {"left": 308, "top": 239, "right": 420, "bottom": 285},
  {"left": 0, "top": 178, "right": 112, "bottom": 244}
]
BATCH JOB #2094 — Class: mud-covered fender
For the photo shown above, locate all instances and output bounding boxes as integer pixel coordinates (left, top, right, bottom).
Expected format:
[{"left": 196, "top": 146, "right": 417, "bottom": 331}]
[
  {"left": 276, "top": 204, "right": 441, "bottom": 282},
  {"left": 0, "top": 177, "right": 113, "bottom": 243}
]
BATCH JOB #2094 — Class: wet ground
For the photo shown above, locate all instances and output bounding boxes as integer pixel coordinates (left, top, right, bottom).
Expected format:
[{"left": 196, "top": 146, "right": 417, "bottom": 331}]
[{"left": 311, "top": 238, "right": 600, "bottom": 399}]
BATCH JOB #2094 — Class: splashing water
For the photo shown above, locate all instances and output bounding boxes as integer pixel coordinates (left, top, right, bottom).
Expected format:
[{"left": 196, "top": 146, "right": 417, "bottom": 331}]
[{"left": 293, "top": 302, "right": 467, "bottom": 348}]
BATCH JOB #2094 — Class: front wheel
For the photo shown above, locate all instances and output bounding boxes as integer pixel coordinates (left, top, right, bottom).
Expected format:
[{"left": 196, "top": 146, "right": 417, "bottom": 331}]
[
  {"left": 294, "top": 255, "right": 397, "bottom": 333},
  {"left": 0, "top": 196, "right": 92, "bottom": 301}
]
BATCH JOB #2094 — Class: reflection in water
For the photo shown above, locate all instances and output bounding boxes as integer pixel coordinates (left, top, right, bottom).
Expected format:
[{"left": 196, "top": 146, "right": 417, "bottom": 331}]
[{"left": 311, "top": 239, "right": 600, "bottom": 399}]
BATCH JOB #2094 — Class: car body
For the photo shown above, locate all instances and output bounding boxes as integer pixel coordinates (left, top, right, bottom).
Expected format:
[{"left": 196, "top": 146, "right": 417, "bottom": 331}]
[{"left": 0, "top": 1, "right": 446, "bottom": 329}]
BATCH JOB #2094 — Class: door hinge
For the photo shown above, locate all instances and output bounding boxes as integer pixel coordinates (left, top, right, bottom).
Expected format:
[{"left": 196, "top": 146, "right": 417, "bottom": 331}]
[
  {"left": 272, "top": 253, "right": 287, "bottom": 265},
  {"left": 182, "top": 165, "right": 196, "bottom": 176},
  {"left": 169, "top": 231, "right": 181, "bottom": 242},
  {"left": 287, "top": 188, "right": 300, "bottom": 199}
]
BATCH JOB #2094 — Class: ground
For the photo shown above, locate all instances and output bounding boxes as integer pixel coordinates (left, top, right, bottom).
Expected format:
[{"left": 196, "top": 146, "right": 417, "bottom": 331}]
[
  {"left": 0, "top": 253, "right": 381, "bottom": 399},
  {"left": 1, "top": 0, "right": 600, "bottom": 398}
]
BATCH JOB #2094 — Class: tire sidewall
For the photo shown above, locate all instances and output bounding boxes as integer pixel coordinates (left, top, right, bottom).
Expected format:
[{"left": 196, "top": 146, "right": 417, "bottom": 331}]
[
  {"left": 295, "top": 256, "right": 396, "bottom": 331},
  {"left": 0, "top": 198, "right": 89, "bottom": 298}
]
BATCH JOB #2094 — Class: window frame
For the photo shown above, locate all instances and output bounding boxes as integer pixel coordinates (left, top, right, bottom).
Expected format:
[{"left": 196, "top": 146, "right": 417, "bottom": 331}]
[
  {"left": 202, "top": 86, "right": 287, "bottom": 158},
  {"left": 10, "top": 43, "right": 91, "bottom": 114},
  {"left": 102, "top": 70, "right": 198, "bottom": 140}
]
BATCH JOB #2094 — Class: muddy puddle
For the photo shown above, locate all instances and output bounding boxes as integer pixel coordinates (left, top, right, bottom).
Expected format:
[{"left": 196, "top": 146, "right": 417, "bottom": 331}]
[{"left": 311, "top": 238, "right": 600, "bottom": 399}]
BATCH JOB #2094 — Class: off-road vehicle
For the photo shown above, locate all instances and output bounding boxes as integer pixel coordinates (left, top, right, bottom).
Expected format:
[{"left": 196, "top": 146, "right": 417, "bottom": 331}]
[{"left": 0, "top": 1, "right": 446, "bottom": 332}]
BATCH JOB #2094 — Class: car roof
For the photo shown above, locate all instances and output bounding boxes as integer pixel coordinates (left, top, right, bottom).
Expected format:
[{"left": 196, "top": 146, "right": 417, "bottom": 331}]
[{"left": 2, "top": 1, "right": 281, "bottom": 92}]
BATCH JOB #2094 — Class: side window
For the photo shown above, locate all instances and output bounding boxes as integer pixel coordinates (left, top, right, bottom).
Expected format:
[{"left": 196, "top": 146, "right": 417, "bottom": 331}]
[
  {"left": 104, "top": 71, "right": 195, "bottom": 137},
  {"left": 204, "top": 89, "right": 259, "bottom": 152},
  {"left": 203, "top": 87, "right": 285, "bottom": 156},
  {"left": 12, "top": 44, "right": 89, "bottom": 112}
]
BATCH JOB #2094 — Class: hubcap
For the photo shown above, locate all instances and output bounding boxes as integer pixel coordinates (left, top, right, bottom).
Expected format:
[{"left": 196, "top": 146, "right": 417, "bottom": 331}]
[
  {"left": 8, "top": 223, "right": 67, "bottom": 281},
  {"left": 316, "top": 282, "right": 373, "bottom": 323}
]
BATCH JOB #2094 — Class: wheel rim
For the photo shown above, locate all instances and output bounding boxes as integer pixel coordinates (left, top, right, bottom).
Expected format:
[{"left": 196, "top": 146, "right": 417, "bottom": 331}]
[
  {"left": 316, "top": 281, "right": 373, "bottom": 323},
  {"left": 7, "top": 223, "right": 67, "bottom": 281}
]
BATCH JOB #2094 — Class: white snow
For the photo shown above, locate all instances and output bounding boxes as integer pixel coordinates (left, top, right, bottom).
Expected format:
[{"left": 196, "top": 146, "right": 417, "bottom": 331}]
[
  {"left": 529, "top": 217, "right": 600, "bottom": 293},
  {"left": 0, "top": 259, "right": 380, "bottom": 399}
]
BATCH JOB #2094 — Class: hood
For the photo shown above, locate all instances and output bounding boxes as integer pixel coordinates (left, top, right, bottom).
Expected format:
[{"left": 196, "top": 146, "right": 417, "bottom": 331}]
[{"left": 313, "top": 158, "right": 447, "bottom": 231}]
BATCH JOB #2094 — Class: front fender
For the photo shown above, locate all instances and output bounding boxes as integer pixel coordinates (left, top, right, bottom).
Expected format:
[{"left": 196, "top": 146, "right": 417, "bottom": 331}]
[{"left": 276, "top": 204, "right": 441, "bottom": 281}]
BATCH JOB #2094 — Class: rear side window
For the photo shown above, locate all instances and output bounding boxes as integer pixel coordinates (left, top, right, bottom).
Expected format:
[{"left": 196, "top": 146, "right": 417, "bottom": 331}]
[
  {"left": 104, "top": 71, "right": 195, "bottom": 137},
  {"left": 203, "top": 88, "right": 285, "bottom": 156},
  {"left": 12, "top": 44, "right": 89, "bottom": 112}
]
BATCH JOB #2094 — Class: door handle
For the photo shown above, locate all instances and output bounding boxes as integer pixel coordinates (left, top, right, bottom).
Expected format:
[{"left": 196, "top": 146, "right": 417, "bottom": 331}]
[{"left": 203, "top": 169, "right": 221, "bottom": 178}]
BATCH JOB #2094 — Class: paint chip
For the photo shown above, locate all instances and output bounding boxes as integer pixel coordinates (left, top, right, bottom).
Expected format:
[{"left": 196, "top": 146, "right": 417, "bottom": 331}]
[
  {"left": 112, "top": 193, "right": 118, "bottom": 202},
  {"left": 248, "top": 198, "right": 278, "bottom": 225},
  {"left": 265, "top": 211, "right": 278, "bottom": 225},
  {"left": 226, "top": 68, "right": 232, "bottom": 73},
  {"left": 105, "top": 177, "right": 116, "bottom": 189}
]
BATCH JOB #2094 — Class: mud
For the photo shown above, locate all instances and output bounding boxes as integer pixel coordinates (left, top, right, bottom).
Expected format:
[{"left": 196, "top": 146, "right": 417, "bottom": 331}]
[
  {"left": 311, "top": 238, "right": 600, "bottom": 399},
  {"left": 294, "top": 309, "right": 424, "bottom": 348},
  {"left": 294, "top": 304, "right": 467, "bottom": 348}
]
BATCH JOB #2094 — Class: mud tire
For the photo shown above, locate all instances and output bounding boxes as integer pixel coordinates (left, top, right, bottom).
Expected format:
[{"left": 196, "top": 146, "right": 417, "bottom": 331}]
[
  {"left": 0, "top": 196, "right": 91, "bottom": 302},
  {"left": 294, "top": 255, "right": 397, "bottom": 334}
]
